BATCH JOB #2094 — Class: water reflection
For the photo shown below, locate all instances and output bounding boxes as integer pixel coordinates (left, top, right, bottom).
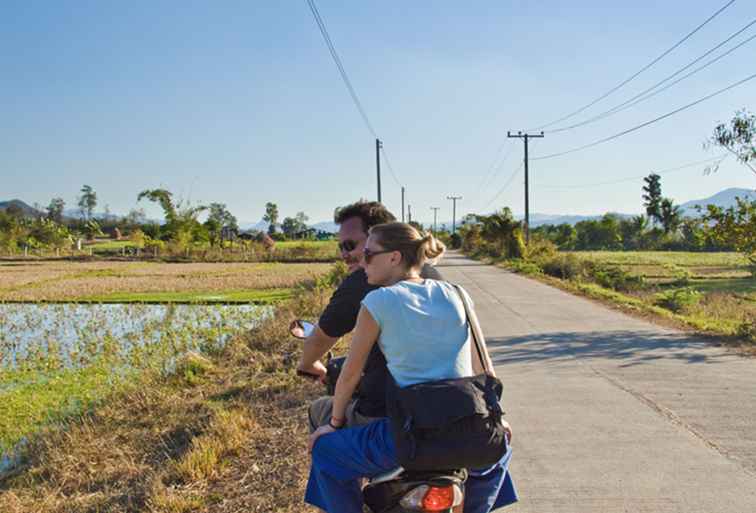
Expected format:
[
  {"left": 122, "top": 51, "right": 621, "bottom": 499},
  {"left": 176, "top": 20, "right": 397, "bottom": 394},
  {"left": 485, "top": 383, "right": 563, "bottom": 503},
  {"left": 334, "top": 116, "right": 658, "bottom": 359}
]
[{"left": 0, "top": 303, "right": 270, "bottom": 369}]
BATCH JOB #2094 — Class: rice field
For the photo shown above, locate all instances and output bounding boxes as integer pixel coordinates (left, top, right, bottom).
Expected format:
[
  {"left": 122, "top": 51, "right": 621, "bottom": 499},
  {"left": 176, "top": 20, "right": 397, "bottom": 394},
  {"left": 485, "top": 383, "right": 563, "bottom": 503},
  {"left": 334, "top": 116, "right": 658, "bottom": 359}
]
[
  {"left": 0, "top": 261, "right": 330, "bottom": 302},
  {"left": 565, "top": 251, "right": 755, "bottom": 340}
]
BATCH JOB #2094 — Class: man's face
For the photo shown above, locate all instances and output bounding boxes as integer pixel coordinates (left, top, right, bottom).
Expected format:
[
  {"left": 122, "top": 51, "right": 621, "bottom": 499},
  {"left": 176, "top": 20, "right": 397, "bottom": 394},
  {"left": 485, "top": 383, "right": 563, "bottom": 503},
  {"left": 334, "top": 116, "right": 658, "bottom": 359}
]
[{"left": 338, "top": 217, "right": 368, "bottom": 273}]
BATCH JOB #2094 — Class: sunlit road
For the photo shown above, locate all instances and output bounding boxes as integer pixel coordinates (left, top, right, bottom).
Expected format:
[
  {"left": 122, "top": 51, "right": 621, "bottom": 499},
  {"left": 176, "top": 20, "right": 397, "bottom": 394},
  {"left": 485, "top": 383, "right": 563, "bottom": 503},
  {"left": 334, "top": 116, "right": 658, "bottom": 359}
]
[{"left": 437, "top": 252, "right": 756, "bottom": 513}]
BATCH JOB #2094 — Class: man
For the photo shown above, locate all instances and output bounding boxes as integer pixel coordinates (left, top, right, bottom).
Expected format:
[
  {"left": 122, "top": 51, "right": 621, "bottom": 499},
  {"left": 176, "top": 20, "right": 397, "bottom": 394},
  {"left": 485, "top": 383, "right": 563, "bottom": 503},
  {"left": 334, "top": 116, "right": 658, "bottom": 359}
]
[
  {"left": 299, "top": 200, "right": 442, "bottom": 429},
  {"left": 297, "top": 200, "right": 516, "bottom": 512}
]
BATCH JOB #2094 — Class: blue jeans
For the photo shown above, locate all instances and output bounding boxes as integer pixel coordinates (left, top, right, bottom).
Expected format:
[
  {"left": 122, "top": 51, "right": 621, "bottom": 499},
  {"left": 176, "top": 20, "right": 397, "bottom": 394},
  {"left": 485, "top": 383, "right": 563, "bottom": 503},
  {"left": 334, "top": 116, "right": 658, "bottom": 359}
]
[{"left": 305, "top": 419, "right": 517, "bottom": 513}]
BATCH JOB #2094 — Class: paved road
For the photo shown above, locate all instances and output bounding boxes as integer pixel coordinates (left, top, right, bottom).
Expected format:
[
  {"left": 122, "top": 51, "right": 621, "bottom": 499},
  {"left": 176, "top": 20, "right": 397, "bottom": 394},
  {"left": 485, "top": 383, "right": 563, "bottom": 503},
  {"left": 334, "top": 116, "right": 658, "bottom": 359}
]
[{"left": 437, "top": 252, "right": 756, "bottom": 513}]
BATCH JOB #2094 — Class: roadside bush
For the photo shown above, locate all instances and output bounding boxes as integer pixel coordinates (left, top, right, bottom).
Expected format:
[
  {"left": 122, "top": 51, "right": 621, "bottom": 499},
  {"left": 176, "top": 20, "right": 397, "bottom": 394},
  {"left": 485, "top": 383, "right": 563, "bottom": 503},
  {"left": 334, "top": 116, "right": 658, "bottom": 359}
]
[
  {"left": 449, "top": 233, "right": 462, "bottom": 249},
  {"left": 509, "top": 259, "right": 543, "bottom": 275},
  {"left": 736, "top": 316, "right": 756, "bottom": 342},
  {"left": 654, "top": 287, "right": 703, "bottom": 313},
  {"left": 525, "top": 236, "right": 558, "bottom": 261},
  {"left": 538, "top": 253, "right": 592, "bottom": 281},
  {"left": 592, "top": 265, "right": 646, "bottom": 292}
]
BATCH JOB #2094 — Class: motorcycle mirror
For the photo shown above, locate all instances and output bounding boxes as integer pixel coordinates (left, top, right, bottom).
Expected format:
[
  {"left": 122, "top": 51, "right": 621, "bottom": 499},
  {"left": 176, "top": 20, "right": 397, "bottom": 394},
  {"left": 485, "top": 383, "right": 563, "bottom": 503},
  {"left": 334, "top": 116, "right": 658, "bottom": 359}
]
[{"left": 289, "top": 319, "right": 316, "bottom": 339}]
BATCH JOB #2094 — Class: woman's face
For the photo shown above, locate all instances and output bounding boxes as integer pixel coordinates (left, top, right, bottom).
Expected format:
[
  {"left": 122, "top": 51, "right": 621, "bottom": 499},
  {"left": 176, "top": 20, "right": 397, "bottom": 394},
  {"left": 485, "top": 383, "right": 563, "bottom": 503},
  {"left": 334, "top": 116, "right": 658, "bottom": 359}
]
[{"left": 361, "top": 234, "right": 400, "bottom": 286}]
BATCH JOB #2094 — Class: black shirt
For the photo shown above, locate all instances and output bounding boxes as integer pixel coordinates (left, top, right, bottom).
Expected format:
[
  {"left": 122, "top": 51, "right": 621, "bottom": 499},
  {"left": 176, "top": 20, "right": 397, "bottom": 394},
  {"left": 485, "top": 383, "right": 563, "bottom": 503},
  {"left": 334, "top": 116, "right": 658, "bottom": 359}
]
[{"left": 318, "top": 264, "right": 444, "bottom": 417}]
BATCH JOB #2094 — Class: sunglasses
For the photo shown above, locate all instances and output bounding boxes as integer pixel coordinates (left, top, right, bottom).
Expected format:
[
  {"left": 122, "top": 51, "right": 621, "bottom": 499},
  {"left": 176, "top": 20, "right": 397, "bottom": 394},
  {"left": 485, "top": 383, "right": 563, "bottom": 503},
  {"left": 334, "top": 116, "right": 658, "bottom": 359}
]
[
  {"left": 362, "top": 247, "right": 395, "bottom": 264},
  {"left": 338, "top": 239, "right": 359, "bottom": 253}
]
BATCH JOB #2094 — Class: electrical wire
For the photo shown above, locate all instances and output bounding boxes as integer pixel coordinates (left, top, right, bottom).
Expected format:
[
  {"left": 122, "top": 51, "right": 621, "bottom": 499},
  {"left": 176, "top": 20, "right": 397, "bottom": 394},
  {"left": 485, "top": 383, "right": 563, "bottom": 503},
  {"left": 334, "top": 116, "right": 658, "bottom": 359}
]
[
  {"left": 379, "top": 147, "right": 403, "bottom": 187},
  {"left": 529, "top": 0, "right": 736, "bottom": 131},
  {"left": 475, "top": 140, "right": 516, "bottom": 194},
  {"left": 306, "top": 0, "right": 405, "bottom": 188},
  {"left": 483, "top": 162, "right": 524, "bottom": 210},
  {"left": 306, "top": 0, "right": 377, "bottom": 138},
  {"left": 547, "top": 19, "right": 756, "bottom": 134},
  {"left": 532, "top": 71, "right": 756, "bottom": 161},
  {"left": 536, "top": 154, "right": 728, "bottom": 189}
]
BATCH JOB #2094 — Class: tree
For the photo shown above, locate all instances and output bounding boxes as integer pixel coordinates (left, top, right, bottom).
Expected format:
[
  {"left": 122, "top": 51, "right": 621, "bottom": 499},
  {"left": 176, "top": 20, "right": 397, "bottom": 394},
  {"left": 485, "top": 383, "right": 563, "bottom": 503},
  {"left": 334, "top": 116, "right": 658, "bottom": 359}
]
[
  {"left": 708, "top": 109, "right": 756, "bottom": 175},
  {"left": 477, "top": 208, "right": 525, "bottom": 258},
  {"left": 619, "top": 215, "right": 648, "bottom": 250},
  {"left": 574, "top": 215, "right": 622, "bottom": 250},
  {"left": 642, "top": 174, "right": 662, "bottom": 226},
  {"left": 263, "top": 202, "right": 279, "bottom": 235},
  {"left": 138, "top": 189, "right": 207, "bottom": 245},
  {"left": 659, "top": 198, "right": 682, "bottom": 234},
  {"left": 204, "top": 203, "right": 238, "bottom": 246},
  {"left": 46, "top": 198, "right": 65, "bottom": 224},
  {"left": 700, "top": 197, "right": 756, "bottom": 256},
  {"left": 78, "top": 185, "right": 97, "bottom": 220}
]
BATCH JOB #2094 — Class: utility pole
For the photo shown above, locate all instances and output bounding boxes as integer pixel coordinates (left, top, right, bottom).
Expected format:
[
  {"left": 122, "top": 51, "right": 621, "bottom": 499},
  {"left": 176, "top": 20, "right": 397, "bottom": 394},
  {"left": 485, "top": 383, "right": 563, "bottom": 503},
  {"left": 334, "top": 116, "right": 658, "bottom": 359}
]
[
  {"left": 408, "top": 204, "right": 412, "bottom": 224},
  {"left": 430, "top": 207, "right": 440, "bottom": 234},
  {"left": 447, "top": 196, "right": 462, "bottom": 234},
  {"left": 401, "top": 187, "right": 406, "bottom": 222},
  {"left": 375, "top": 138, "right": 382, "bottom": 203},
  {"left": 507, "top": 131, "right": 544, "bottom": 244}
]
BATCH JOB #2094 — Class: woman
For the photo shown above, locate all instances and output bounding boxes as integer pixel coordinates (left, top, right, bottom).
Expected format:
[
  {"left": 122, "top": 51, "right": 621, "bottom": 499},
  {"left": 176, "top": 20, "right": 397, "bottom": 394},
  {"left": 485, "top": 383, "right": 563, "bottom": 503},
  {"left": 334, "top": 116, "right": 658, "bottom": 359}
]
[{"left": 305, "top": 222, "right": 513, "bottom": 513}]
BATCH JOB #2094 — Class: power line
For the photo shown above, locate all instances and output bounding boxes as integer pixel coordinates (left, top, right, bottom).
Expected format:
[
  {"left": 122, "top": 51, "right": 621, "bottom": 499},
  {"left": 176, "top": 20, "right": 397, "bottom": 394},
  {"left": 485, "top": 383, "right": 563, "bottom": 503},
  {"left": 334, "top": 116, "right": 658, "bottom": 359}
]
[
  {"left": 379, "top": 147, "right": 403, "bottom": 187},
  {"left": 306, "top": 0, "right": 377, "bottom": 138},
  {"left": 536, "top": 154, "right": 728, "bottom": 189},
  {"left": 306, "top": 0, "right": 405, "bottom": 190},
  {"left": 547, "top": 18, "right": 756, "bottom": 134},
  {"left": 529, "top": 0, "right": 736, "bottom": 131},
  {"left": 483, "top": 162, "right": 524, "bottom": 210},
  {"left": 532, "top": 71, "right": 756, "bottom": 161},
  {"left": 474, "top": 140, "right": 514, "bottom": 194}
]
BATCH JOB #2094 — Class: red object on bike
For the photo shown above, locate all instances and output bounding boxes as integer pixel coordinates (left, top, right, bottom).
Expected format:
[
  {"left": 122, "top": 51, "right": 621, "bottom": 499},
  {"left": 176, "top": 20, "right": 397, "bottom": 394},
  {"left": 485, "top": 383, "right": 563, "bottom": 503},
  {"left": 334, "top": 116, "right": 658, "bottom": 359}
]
[{"left": 422, "top": 485, "right": 455, "bottom": 511}]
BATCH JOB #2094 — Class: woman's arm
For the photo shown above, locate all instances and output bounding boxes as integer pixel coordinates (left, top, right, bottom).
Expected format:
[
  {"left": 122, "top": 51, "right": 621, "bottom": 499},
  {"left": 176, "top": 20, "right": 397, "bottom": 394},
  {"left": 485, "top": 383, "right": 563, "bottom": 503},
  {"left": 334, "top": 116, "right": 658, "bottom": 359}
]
[
  {"left": 331, "top": 306, "right": 380, "bottom": 421},
  {"left": 309, "top": 306, "right": 380, "bottom": 450}
]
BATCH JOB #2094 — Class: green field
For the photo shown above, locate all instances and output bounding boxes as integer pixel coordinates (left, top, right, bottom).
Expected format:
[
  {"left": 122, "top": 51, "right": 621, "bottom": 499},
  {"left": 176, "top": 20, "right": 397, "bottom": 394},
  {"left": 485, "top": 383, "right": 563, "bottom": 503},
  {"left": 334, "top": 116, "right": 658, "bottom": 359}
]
[
  {"left": 77, "top": 288, "right": 293, "bottom": 304},
  {"left": 505, "top": 251, "right": 755, "bottom": 342}
]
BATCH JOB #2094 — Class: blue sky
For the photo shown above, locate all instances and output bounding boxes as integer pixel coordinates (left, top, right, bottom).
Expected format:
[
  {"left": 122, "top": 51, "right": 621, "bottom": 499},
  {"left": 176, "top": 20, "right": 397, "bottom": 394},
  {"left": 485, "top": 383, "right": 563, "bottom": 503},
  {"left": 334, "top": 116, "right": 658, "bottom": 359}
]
[{"left": 1, "top": 1, "right": 754, "bottom": 226}]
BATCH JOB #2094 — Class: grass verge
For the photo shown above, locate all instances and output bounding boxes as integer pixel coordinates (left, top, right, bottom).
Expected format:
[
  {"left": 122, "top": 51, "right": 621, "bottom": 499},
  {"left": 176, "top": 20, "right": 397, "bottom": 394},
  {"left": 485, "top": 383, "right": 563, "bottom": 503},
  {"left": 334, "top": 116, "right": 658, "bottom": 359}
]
[
  {"left": 0, "top": 263, "right": 347, "bottom": 512},
  {"left": 470, "top": 251, "right": 755, "bottom": 350}
]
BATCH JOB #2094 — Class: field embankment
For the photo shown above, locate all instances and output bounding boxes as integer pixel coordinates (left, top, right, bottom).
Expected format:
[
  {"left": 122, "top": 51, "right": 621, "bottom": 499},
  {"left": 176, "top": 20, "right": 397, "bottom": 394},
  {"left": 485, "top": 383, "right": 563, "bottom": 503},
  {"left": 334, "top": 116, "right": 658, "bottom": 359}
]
[
  {"left": 0, "top": 264, "right": 345, "bottom": 512},
  {"left": 467, "top": 249, "right": 755, "bottom": 346}
]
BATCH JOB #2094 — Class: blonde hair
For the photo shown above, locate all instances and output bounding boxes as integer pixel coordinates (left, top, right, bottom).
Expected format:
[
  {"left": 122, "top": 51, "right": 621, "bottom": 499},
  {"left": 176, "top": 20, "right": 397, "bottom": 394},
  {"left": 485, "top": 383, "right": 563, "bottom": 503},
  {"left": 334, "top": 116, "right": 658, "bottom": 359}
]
[{"left": 369, "top": 222, "right": 446, "bottom": 270}]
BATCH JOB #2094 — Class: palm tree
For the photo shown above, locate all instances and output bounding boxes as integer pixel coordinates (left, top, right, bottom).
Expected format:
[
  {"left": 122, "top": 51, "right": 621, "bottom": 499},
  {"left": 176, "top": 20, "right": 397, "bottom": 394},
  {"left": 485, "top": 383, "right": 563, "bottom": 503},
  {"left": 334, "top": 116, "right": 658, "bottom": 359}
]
[{"left": 659, "top": 198, "right": 682, "bottom": 234}]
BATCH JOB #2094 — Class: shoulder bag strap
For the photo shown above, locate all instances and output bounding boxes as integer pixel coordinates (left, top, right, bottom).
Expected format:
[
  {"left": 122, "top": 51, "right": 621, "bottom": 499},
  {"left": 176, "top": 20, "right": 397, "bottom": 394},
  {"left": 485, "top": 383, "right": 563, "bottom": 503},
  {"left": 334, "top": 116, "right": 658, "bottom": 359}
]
[{"left": 453, "top": 284, "right": 496, "bottom": 377}]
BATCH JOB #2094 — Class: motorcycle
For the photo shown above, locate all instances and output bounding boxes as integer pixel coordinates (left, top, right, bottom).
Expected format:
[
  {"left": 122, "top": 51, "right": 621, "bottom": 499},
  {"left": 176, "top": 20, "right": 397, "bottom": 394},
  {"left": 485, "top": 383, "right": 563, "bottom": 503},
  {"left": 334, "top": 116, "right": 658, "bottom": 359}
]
[{"left": 290, "top": 319, "right": 466, "bottom": 513}]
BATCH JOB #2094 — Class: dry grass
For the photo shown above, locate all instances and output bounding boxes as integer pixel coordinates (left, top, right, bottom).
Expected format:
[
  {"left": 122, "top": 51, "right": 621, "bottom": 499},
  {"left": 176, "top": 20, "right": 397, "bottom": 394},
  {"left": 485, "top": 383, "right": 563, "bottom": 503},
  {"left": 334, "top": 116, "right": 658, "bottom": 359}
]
[
  {"left": 0, "top": 265, "right": 345, "bottom": 513},
  {"left": 0, "top": 261, "right": 330, "bottom": 301}
]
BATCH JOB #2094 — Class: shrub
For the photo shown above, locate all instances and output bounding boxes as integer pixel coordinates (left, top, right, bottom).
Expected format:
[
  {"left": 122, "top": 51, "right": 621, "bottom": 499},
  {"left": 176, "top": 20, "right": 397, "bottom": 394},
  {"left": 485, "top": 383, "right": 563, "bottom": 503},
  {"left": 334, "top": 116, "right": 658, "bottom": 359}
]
[
  {"left": 736, "top": 316, "right": 756, "bottom": 342},
  {"left": 654, "top": 287, "right": 702, "bottom": 313},
  {"left": 592, "top": 265, "right": 646, "bottom": 292},
  {"left": 509, "top": 259, "right": 543, "bottom": 275},
  {"left": 449, "top": 233, "right": 462, "bottom": 249},
  {"left": 525, "top": 236, "right": 558, "bottom": 261},
  {"left": 539, "top": 254, "right": 590, "bottom": 280}
]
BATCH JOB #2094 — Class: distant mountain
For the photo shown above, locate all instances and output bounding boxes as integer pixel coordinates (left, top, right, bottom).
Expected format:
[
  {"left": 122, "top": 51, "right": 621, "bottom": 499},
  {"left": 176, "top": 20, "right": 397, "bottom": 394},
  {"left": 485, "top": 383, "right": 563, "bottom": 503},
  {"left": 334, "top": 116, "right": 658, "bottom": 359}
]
[
  {"left": 526, "top": 213, "right": 634, "bottom": 227},
  {"left": 239, "top": 220, "right": 338, "bottom": 234},
  {"left": 679, "top": 187, "right": 755, "bottom": 216},
  {"left": 0, "top": 199, "right": 40, "bottom": 217}
]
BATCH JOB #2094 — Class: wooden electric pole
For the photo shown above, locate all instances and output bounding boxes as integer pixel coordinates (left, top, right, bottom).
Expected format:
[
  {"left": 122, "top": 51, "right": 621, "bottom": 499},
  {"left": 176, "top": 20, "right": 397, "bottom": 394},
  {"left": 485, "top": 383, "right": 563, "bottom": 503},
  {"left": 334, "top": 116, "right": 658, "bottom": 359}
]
[
  {"left": 430, "top": 207, "right": 440, "bottom": 234},
  {"left": 375, "top": 138, "right": 382, "bottom": 202},
  {"left": 401, "top": 187, "right": 406, "bottom": 222},
  {"left": 447, "top": 196, "right": 462, "bottom": 234},
  {"left": 507, "top": 131, "right": 544, "bottom": 244}
]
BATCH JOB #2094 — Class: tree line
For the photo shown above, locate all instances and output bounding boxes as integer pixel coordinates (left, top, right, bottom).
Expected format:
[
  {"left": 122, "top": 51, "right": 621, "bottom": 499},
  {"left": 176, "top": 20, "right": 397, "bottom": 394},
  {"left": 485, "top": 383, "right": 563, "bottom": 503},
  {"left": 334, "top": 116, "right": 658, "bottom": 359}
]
[{"left": 0, "top": 186, "right": 324, "bottom": 254}]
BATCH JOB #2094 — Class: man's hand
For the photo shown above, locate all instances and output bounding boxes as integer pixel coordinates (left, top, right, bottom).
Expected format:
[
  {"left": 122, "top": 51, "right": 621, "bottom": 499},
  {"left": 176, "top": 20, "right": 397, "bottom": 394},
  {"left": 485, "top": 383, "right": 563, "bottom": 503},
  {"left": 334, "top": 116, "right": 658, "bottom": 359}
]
[
  {"left": 297, "top": 360, "right": 327, "bottom": 382},
  {"left": 501, "top": 419, "right": 513, "bottom": 444},
  {"left": 309, "top": 423, "right": 336, "bottom": 452}
]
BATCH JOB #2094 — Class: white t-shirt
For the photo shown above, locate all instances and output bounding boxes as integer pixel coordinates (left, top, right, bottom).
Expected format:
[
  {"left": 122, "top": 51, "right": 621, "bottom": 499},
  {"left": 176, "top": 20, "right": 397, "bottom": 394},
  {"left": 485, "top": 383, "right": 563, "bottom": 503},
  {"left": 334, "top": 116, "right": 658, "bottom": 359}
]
[{"left": 361, "top": 279, "right": 474, "bottom": 388}]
